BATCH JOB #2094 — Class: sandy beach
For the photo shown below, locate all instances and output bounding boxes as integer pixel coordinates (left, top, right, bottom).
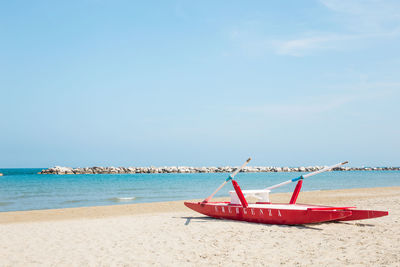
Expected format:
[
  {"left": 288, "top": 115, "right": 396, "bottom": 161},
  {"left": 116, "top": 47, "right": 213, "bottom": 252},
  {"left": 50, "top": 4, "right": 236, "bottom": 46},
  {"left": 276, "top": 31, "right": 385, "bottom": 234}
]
[{"left": 0, "top": 186, "right": 399, "bottom": 266}]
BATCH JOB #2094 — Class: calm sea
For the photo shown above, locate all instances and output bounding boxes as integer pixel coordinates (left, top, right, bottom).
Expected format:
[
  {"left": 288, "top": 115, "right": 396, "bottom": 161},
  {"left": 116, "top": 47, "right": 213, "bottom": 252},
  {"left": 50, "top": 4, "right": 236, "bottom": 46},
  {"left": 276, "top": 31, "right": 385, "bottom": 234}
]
[{"left": 0, "top": 168, "right": 399, "bottom": 212}]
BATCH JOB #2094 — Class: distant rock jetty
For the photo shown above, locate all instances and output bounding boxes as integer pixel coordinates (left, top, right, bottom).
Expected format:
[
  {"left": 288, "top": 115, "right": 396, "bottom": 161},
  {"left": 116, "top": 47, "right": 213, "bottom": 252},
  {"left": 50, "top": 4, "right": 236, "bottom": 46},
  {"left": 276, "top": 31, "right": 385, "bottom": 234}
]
[{"left": 39, "top": 166, "right": 400, "bottom": 175}]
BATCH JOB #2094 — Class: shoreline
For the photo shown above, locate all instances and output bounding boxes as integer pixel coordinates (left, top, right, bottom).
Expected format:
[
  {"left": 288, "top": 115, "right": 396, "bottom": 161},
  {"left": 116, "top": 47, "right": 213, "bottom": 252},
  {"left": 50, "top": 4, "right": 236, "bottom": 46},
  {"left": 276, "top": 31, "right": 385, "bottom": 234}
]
[{"left": 1, "top": 186, "right": 398, "bottom": 224}]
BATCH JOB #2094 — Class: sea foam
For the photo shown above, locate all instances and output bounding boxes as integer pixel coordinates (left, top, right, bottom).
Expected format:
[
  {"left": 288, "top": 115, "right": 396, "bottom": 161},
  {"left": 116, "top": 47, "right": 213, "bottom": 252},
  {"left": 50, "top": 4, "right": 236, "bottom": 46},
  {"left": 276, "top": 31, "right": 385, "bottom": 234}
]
[{"left": 108, "top": 197, "right": 136, "bottom": 202}]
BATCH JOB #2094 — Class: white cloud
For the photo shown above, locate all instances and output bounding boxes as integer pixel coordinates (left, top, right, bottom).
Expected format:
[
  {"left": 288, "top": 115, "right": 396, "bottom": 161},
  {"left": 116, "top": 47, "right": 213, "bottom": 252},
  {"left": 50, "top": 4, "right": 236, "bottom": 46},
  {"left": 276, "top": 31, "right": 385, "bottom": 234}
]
[
  {"left": 273, "top": 34, "right": 353, "bottom": 56},
  {"left": 273, "top": 30, "right": 399, "bottom": 56},
  {"left": 319, "top": 0, "right": 400, "bottom": 32},
  {"left": 230, "top": 0, "right": 400, "bottom": 57},
  {"left": 235, "top": 81, "right": 399, "bottom": 120}
]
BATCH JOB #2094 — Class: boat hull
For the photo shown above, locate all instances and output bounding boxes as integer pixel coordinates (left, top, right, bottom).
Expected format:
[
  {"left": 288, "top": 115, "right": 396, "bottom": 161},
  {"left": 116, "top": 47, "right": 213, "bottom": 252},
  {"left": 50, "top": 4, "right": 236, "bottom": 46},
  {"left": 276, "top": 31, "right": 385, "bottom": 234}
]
[
  {"left": 185, "top": 202, "right": 354, "bottom": 225},
  {"left": 337, "top": 209, "right": 388, "bottom": 221}
]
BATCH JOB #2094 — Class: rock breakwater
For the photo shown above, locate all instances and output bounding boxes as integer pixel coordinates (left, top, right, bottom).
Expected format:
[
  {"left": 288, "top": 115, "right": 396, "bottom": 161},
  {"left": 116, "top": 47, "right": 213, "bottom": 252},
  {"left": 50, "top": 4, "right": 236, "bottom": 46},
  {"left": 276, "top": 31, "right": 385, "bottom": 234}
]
[{"left": 39, "top": 166, "right": 400, "bottom": 175}]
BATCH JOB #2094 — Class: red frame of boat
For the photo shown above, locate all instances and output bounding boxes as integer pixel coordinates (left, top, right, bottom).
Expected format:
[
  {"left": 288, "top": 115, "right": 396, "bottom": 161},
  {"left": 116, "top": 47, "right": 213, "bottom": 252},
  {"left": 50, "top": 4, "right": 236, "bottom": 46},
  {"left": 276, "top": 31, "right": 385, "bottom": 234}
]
[{"left": 184, "top": 176, "right": 388, "bottom": 225}]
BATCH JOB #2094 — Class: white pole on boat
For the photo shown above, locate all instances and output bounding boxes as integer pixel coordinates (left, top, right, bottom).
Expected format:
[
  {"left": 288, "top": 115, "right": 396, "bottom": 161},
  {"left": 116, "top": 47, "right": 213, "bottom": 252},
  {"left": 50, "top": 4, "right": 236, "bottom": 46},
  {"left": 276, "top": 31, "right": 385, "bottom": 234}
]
[
  {"left": 265, "top": 161, "right": 348, "bottom": 191},
  {"left": 203, "top": 158, "right": 251, "bottom": 203}
]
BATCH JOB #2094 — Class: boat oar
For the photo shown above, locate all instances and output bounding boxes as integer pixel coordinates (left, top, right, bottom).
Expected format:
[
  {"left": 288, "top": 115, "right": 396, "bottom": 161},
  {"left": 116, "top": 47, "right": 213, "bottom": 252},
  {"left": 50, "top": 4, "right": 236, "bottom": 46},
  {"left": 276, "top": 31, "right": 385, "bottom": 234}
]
[
  {"left": 265, "top": 161, "right": 349, "bottom": 190},
  {"left": 202, "top": 158, "right": 251, "bottom": 203}
]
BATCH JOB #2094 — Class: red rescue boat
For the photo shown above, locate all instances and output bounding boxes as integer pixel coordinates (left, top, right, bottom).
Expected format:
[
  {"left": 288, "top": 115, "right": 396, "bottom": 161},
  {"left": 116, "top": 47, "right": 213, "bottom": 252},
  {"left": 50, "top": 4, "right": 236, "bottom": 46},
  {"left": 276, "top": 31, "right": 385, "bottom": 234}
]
[{"left": 184, "top": 159, "right": 388, "bottom": 225}]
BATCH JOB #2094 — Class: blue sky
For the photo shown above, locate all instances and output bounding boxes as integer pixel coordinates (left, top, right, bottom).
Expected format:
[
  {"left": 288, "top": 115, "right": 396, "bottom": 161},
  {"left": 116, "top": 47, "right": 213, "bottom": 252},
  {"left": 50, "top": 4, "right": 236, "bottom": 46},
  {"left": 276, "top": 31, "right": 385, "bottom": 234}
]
[{"left": 1, "top": 0, "right": 399, "bottom": 167}]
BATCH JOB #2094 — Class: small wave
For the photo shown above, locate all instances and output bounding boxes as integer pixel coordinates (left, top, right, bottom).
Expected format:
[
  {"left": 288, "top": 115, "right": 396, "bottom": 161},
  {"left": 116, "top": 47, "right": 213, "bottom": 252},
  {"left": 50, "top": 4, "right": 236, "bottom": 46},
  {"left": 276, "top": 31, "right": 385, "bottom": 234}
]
[
  {"left": 13, "top": 194, "right": 53, "bottom": 200},
  {"left": 118, "top": 188, "right": 139, "bottom": 192},
  {"left": 0, "top": 202, "right": 13, "bottom": 207},
  {"left": 107, "top": 197, "right": 136, "bottom": 202},
  {"left": 61, "top": 200, "right": 88, "bottom": 204}
]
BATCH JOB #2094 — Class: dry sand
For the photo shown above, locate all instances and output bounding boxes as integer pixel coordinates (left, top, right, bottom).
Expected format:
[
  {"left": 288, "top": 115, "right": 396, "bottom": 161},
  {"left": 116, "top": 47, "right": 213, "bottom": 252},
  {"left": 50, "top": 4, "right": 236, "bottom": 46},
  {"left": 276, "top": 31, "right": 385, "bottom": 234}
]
[{"left": 0, "top": 187, "right": 399, "bottom": 266}]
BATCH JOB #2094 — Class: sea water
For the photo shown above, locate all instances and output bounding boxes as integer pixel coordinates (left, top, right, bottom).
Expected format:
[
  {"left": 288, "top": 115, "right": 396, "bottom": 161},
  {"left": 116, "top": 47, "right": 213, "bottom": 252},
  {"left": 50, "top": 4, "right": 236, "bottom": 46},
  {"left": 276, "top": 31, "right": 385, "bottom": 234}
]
[{"left": 0, "top": 168, "right": 399, "bottom": 212}]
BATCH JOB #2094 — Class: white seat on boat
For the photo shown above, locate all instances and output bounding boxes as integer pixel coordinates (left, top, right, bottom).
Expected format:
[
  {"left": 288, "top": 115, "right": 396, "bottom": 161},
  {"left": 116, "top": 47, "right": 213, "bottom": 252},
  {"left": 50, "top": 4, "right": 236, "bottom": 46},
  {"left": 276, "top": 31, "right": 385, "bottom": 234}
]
[{"left": 229, "top": 189, "right": 271, "bottom": 204}]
